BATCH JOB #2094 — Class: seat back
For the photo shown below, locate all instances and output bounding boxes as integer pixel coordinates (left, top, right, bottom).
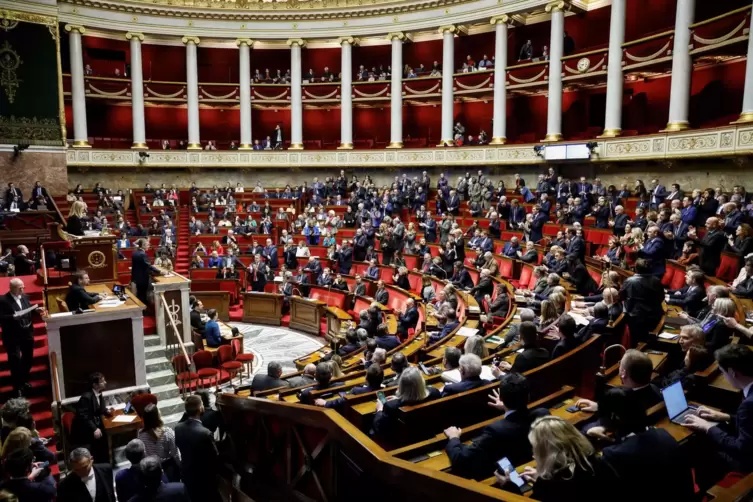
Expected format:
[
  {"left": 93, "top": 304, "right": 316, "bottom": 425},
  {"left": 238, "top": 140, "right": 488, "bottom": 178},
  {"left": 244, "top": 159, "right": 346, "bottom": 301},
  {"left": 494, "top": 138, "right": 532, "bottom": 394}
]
[
  {"left": 498, "top": 256, "right": 514, "bottom": 279},
  {"left": 56, "top": 297, "right": 69, "bottom": 312},
  {"left": 518, "top": 265, "right": 533, "bottom": 288},
  {"left": 669, "top": 266, "right": 686, "bottom": 291},
  {"left": 192, "top": 331, "right": 205, "bottom": 351},
  {"left": 218, "top": 344, "right": 234, "bottom": 364},
  {"left": 716, "top": 252, "right": 740, "bottom": 282},
  {"left": 171, "top": 354, "right": 192, "bottom": 374},
  {"left": 230, "top": 337, "right": 243, "bottom": 358},
  {"left": 193, "top": 350, "right": 214, "bottom": 370},
  {"left": 131, "top": 393, "right": 158, "bottom": 417}
]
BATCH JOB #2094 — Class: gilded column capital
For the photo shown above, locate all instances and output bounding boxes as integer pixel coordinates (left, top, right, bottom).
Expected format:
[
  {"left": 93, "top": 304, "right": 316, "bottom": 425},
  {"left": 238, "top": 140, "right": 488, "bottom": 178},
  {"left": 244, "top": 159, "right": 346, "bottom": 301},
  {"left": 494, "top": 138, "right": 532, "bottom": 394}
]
[
  {"left": 64, "top": 25, "right": 86, "bottom": 34},
  {"left": 490, "top": 14, "right": 510, "bottom": 25},
  {"left": 545, "top": 1, "right": 568, "bottom": 13},
  {"left": 438, "top": 25, "right": 458, "bottom": 35},
  {"left": 337, "top": 36, "right": 359, "bottom": 46},
  {"left": 181, "top": 36, "right": 200, "bottom": 45},
  {"left": 125, "top": 32, "right": 144, "bottom": 42},
  {"left": 287, "top": 38, "right": 307, "bottom": 48},
  {"left": 387, "top": 32, "right": 407, "bottom": 42},
  {"left": 236, "top": 38, "right": 254, "bottom": 47}
]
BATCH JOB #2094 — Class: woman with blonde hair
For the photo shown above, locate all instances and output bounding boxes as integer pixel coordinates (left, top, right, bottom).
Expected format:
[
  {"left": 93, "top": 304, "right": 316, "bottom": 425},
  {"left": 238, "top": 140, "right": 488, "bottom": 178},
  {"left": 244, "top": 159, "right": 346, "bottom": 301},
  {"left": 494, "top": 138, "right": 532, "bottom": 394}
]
[
  {"left": 421, "top": 275, "right": 435, "bottom": 302},
  {"left": 66, "top": 200, "right": 88, "bottom": 236},
  {"left": 495, "top": 416, "right": 605, "bottom": 501},
  {"left": 0, "top": 427, "right": 32, "bottom": 459},
  {"left": 329, "top": 354, "right": 345, "bottom": 378},
  {"left": 539, "top": 299, "right": 559, "bottom": 328},
  {"left": 373, "top": 367, "right": 440, "bottom": 437},
  {"left": 464, "top": 334, "right": 489, "bottom": 359}
]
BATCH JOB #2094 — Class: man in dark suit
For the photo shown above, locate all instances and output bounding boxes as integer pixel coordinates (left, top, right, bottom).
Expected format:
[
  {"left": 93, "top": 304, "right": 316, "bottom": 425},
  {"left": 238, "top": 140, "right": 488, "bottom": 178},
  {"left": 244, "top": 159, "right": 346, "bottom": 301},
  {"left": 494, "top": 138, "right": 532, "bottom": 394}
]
[
  {"left": 57, "top": 447, "right": 115, "bottom": 502},
  {"left": 688, "top": 217, "right": 727, "bottom": 277},
  {"left": 0, "top": 278, "right": 41, "bottom": 396},
  {"left": 619, "top": 259, "right": 665, "bottom": 344},
  {"left": 469, "top": 269, "right": 494, "bottom": 310},
  {"left": 441, "top": 354, "right": 488, "bottom": 397},
  {"left": 444, "top": 373, "right": 549, "bottom": 480},
  {"left": 450, "top": 262, "right": 474, "bottom": 290},
  {"left": 565, "top": 228, "right": 586, "bottom": 262},
  {"left": 576, "top": 302, "right": 611, "bottom": 342},
  {"left": 263, "top": 238, "right": 279, "bottom": 269},
  {"left": 66, "top": 270, "right": 102, "bottom": 312},
  {"left": 396, "top": 298, "right": 419, "bottom": 339},
  {"left": 683, "top": 344, "right": 753, "bottom": 474},
  {"left": 116, "top": 440, "right": 169, "bottom": 502},
  {"left": 335, "top": 241, "right": 354, "bottom": 275},
  {"left": 250, "top": 361, "right": 290, "bottom": 392},
  {"left": 298, "top": 362, "right": 345, "bottom": 404},
  {"left": 175, "top": 395, "right": 221, "bottom": 502},
  {"left": 316, "top": 363, "right": 384, "bottom": 409},
  {"left": 0, "top": 448, "right": 56, "bottom": 502},
  {"left": 131, "top": 238, "right": 162, "bottom": 304},
  {"left": 375, "top": 322, "right": 401, "bottom": 350},
  {"left": 667, "top": 270, "right": 706, "bottom": 318},
  {"left": 375, "top": 281, "right": 389, "bottom": 305},
  {"left": 71, "top": 372, "right": 110, "bottom": 461},
  {"left": 498, "top": 322, "right": 550, "bottom": 374},
  {"left": 13, "top": 245, "right": 34, "bottom": 275},
  {"left": 189, "top": 296, "right": 206, "bottom": 334},
  {"left": 287, "top": 363, "right": 317, "bottom": 388},
  {"left": 5, "top": 182, "right": 22, "bottom": 203},
  {"left": 429, "top": 310, "right": 460, "bottom": 343},
  {"left": 127, "top": 456, "right": 190, "bottom": 502},
  {"left": 248, "top": 254, "right": 268, "bottom": 292},
  {"left": 612, "top": 205, "right": 629, "bottom": 236}
]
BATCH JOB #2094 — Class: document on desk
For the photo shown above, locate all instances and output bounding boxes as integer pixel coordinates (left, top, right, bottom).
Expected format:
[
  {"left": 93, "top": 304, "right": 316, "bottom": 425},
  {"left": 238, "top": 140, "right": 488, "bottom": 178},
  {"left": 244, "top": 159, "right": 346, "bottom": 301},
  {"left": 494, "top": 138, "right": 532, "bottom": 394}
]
[
  {"left": 98, "top": 300, "right": 125, "bottom": 308},
  {"left": 658, "top": 332, "right": 679, "bottom": 340},
  {"left": 456, "top": 327, "right": 479, "bottom": 337},
  {"left": 111, "top": 415, "right": 137, "bottom": 423}
]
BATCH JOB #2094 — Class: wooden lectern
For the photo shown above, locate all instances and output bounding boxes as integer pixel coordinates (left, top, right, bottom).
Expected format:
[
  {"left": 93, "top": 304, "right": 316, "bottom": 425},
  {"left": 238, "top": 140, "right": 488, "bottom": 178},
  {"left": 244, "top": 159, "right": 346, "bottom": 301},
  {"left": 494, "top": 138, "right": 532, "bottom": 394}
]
[
  {"left": 45, "top": 284, "right": 147, "bottom": 401},
  {"left": 289, "top": 296, "right": 325, "bottom": 335},
  {"left": 242, "top": 292, "right": 283, "bottom": 325},
  {"left": 152, "top": 274, "right": 192, "bottom": 347},
  {"left": 51, "top": 224, "right": 118, "bottom": 283}
]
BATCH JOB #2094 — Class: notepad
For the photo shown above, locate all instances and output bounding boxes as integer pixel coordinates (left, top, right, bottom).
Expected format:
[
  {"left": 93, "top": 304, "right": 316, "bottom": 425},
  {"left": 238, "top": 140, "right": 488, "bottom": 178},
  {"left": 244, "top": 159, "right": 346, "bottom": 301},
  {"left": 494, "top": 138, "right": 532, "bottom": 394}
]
[
  {"left": 98, "top": 300, "right": 125, "bottom": 308},
  {"left": 658, "top": 332, "right": 679, "bottom": 340},
  {"left": 456, "top": 327, "right": 479, "bottom": 337},
  {"left": 111, "top": 415, "right": 137, "bottom": 423}
]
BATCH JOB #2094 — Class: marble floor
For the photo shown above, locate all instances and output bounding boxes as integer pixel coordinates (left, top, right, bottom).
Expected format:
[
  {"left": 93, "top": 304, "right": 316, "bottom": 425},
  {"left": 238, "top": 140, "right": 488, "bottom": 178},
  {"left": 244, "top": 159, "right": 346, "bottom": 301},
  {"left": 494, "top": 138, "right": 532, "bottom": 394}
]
[{"left": 229, "top": 323, "right": 325, "bottom": 375}]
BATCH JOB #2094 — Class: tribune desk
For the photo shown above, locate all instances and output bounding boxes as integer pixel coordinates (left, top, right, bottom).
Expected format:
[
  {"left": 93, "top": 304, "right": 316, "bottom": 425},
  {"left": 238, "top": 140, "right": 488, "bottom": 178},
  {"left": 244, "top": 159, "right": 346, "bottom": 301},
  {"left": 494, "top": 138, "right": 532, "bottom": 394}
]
[
  {"left": 152, "top": 274, "right": 192, "bottom": 347},
  {"left": 45, "top": 284, "right": 147, "bottom": 401}
]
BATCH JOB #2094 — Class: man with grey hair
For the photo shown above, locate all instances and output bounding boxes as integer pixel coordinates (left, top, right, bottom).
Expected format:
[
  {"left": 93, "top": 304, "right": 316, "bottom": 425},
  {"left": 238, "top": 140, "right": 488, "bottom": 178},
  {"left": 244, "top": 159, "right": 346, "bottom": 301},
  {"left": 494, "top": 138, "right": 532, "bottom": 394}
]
[
  {"left": 0, "top": 277, "right": 41, "bottom": 396},
  {"left": 287, "top": 363, "right": 317, "bottom": 388},
  {"left": 251, "top": 361, "right": 290, "bottom": 392},
  {"left": 441, "top": 354, "right": 486, "bottom": 397},
  {"left": 503, "top": 308, "right": 536, "bottom": 347},
  {"left": 116, "top": 439, "right": 169, "bottom": 502},
  {"left": 127, "top": 456, "right": 189, "bottom": 501},
  {"left": 57, "top": 447, "right": 115, "bottom": 501}
]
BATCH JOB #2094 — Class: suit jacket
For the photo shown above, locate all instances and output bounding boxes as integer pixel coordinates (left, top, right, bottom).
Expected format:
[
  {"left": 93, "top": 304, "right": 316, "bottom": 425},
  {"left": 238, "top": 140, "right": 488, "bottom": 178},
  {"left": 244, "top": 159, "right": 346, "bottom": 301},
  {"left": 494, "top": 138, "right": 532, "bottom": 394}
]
[
  {"left": 287, "top": 374, "right": 316, "bottom": 388},
  {"left": 131, "top": 249, "right": 159, "bottom": 288},
  {"left": 0, "top": 478, "right": 56, "bottom": 502},
  {"left": 696, "top": 229, "right": 727, "bottom": 276},
  {"left": 451, "top": 269, "right": 475, "bottom": 290},
  {"left": 0, "top": 291, "right": 35, "bottom": 341},
  {"left": 667, "top": 285, "right": 705, "bottom": 318},
  {"left": 576, "top": 318, "right": 610, "bottom": 343},
  {"left": 445, "top": 408, "right": 550, "bottom": 479},
  {"left": 707, "top": 391, "right": 753, "bottom": 472},
  {"left": 71, "top": 389, "right": 107, "bottom": 444},
  {"left": 174, "top": 419, "right": 219, "bottom": 500},
  {"left": 375, "top": 289, "right": 389, "bottom": 305},
  {"left": 567, "top": 237, "right": 586, "bottom": 262},
  {"left": 190, "top": 309, "right": 206, "bottom": 333},
  {"left": 57, "top": 464, "right": 115, "bottom": 502},
  {"left": 66, "top": 283, "right": 99, "bottom": 311},
  {"left": 441, "top": 376, "right": 487, "bottom": 397},
  {"left": 116, "top": 465, "right": 169, "bottom": 502},
  {"left": 376, "top": 334, "right": 401, "bottom": 350},
  {"left": 511, "top": 347, "right": 550, "bottom": 374},
  {"left": 613, "top": 213, "right": 629, "bottom": 236},
  {"left": 251, "top": 373, "right": 291, "bottom": 392},
  {"left": 127, "top": 483, "right": 190, "bottom": 502}
]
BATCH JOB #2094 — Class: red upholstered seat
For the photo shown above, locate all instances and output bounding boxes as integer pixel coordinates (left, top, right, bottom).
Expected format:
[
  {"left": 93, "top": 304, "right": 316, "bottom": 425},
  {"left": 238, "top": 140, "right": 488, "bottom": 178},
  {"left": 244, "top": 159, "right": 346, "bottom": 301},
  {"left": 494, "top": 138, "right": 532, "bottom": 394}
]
[
  {"left": 512, "top": 265, "right": 533, "bottom": 289},
  {"left": 661, "top": 266, "right": 675, "bottom": 287},
  {"left": 171, "top": 355, "right": 198, "bottom": 396},
  {"left": 193, "top": 350, "right": 220, "bottom": 390},
  {"left": 669, "top": 267, "right": 686, "bottom": 291},
  {"left": 498, "top": 258, "right": 513, "bottom": 279},
  {"left": 131, "top": 393, "right": 158, "bottom": 417},
  {"left": 218, "top": 345, "right": 243, "bottom": 387},
  {"left": 716, "top": 253, "right": 740, "bottom": 282},
  {"left": 588, "top": 269, "right": 602, "bottom": 286}
]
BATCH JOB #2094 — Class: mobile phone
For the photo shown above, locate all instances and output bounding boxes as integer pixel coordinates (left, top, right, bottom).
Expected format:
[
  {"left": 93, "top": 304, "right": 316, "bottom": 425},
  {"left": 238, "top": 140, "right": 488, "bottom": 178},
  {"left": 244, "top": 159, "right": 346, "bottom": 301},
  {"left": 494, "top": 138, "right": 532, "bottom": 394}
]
[
  {"left": 496, "top": 457, "right": 526, "bottom": 489},
  {"left": 492, "top": 357, "right": 500, "bottom": 367},
  {"left": 39, "top": 461, "right": 50, "bottom": 469},
  {"left": 123, "top": 401, "right": 133, "bottom": 414},
  {"left": 376, "top": 391, "right": 387, "bottom": 404},
  {"left": 418, "top": 362, "right": 430, "bottom": 375},
  {"left": 566, "top": 405, "right": 581, "bottom": 413}
]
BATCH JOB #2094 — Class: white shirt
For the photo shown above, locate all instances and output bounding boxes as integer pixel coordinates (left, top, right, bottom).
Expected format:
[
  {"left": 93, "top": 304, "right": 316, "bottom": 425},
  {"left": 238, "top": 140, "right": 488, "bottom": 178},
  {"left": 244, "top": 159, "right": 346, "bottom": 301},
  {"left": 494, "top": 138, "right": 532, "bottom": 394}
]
[
  {"left": 83, "top": 467, "right": 97, "bottom": 500},
  {"left": 744, "top": 381, "right": 752, "bottom": 399},
  {"left": 11, "top": 294, "right": 23, "bottom": 310}
]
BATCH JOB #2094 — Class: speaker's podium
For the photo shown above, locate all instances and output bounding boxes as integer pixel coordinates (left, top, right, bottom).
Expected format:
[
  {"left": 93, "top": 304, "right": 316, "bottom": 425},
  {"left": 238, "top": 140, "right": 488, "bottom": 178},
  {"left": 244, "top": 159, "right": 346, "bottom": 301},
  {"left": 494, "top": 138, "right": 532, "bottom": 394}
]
[
  {"left": 289, "top": 296, "right": 326, "bottom": 335},
  {"left": 152, "top": 274, "right": 192, "bottom": 348},
  {"left": 45, "top": 284, "right": 147, "bottom": 401},
  {"left": 49, "top": 224, "right": 118, "bottom": 284}
]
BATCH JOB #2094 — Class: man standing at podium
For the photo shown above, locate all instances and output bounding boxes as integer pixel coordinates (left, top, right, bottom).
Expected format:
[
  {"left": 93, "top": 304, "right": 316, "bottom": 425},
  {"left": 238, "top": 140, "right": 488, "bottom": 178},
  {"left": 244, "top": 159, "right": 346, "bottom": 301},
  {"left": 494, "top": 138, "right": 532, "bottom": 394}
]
[{"left": 131, "top": 239, "right": 162, "bottom": 304}]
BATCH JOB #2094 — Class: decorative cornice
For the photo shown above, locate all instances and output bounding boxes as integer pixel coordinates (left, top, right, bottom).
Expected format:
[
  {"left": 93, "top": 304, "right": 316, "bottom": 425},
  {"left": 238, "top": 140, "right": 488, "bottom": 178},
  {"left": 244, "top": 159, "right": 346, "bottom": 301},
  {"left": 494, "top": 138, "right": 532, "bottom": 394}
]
[
  {"left": 125, "top": 32, "right": 144, "bottom": 41},
  {"left": 65, "top": 24, "right": 86, "bottom": 34},
  {"left": 545, "top": 1, "right": 568, "bottom": 13},
  {"left": 235, "top": 38, "right": 254, "bottom": 47},
  {"left": 287, "top": 38, "right": 306, "bottom": 48},
  {"left": 181, "top": 35, "right": 200, "bottom": 45},
  {"left": 1, "top": 8, "right": 57, "bottom": 27}
]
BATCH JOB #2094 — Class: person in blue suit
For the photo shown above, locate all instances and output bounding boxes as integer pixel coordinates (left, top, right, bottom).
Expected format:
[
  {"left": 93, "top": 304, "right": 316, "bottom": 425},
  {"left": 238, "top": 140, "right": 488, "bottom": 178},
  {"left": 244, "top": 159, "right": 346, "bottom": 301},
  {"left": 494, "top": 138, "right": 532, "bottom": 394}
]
[
  {"left": 530, "top": 206, "right": 548, "bottom": 243},
  {"left": 116, "top": 439, "right": 169, "bottom": 502},
  {"left": 127, "top": 456, "right": 190, "bottom": 502},
  {"left": 203, "top": 309, "right": 224, "bottom": 348},
  {"left": 637, "top": 226, "right": 666, "bottom": 277}
]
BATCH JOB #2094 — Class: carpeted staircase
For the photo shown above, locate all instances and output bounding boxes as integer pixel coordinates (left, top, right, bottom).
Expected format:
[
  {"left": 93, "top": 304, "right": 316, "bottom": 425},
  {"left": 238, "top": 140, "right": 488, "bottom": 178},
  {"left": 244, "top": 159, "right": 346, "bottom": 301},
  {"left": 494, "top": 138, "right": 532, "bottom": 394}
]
[{"left": 175, "top": 207, "right": 190, "bottom": 275}]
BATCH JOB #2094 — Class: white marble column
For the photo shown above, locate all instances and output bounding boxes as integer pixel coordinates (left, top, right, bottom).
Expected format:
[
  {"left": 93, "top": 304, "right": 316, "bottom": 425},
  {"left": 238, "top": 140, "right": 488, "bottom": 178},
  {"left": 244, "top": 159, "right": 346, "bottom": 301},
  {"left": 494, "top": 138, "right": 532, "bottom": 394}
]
[
  {"left": 544, "top": 1, "right": 565, "bottom": 142},
  {"left": 127, "top": 32, "right": 147, "bottom": 149},
  {"left": 735, "top": 0, "right": 753, "bottom": 123},
  {"left": 439, "top": 25, "right": 456, "bottom": 146},
  {"left": 288, "top": 39, "right": 305, "bottom": 150},
  {"left": 237, "top": 39, "right": 254, "bottom": 149},
  {"left": 338, "top": 37, "right": 356, "bottom": 149},
  {"left": 182, "top": 36, "right": 201, "bottom": 149},
  {"left": 490, "top": 16, "right": 509, "bottom": 145},
  {"left": 601, "top": 0, "right": 626, "bottom": 137},
  {"left": 387, "top": 32, "right": 406, "bottom": 148},
  {"left": 665, "top": 0, "right": 695, "bottom": 131},
  {"left": 65, "top": 25, "right": 90, "bottom": 148}
]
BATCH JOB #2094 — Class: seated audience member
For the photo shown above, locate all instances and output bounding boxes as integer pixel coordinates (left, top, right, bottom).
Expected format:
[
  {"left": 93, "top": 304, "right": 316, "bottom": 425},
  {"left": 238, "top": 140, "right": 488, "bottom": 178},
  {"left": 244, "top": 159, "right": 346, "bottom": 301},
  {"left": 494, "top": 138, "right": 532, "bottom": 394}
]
[
  {"left": 732, "top": 255, "right": 753, "bottom": 299},
  {"left": 464, "top": 334, "right": 489, "bottom": 359},
  {"left": 298, "top": 363, "right": 344, "bottom": 404},
  {"left": 653, "top": 345, "right": 712, "bottom": 391},
  {"left": 495, "top": 416, "right": 610, "bottom": 501},
  {"left": 502, "top": 308, "right": 536, "bottom": 347},
  {"left": 0, "top": 448, "right": 56, "bottom": 502},
  {"left": 437, "top": 346, "right": 462, "bottom": 378},
  {"left": 2, "top": 420, "right": 55, "bottom": 465},
  {"left": 315, "top": 364, "right": 386, "bottom": 409},
  {"left": 441, "top": 354, "right": 488, "bottom": 397},
  {"left": 498, "top": 322, "right": 549, "bottom": 374},
  {"left": 287, "top": 364, "right": 317, "bottom": 388},
  {"left": 116, "top": 439, "right": 168, "bottom": 502},
  {"left": 595, "top": 388, "right": 695, "bottom": 501},
  {"left": 337, "top": 329, "right": 361, "bottom": 356},
  {"left": 375, "top": 323, "right": 400, "bottom": 350},
  {"left": 202, "top": 309, "right": 225, "bottom": 348},
  {"left": 703, "top": 297, "right": 736, "bottom": 353},
  {"left": 383, "top": 352, "right": 409, "bottom": 387},
  {"left": 576, "top": 302, "right": 612, "bottom": 343},
  {"left": 444, "top": 373, "right": 549, "bottom": 480},
  {"left": 683, "top": 344, "right": 753, "bottom": 475},
  {"left": 250, "top": 361, "right": 290, "bottom": 392},
  {"left": 189, "top": 297, "right": 205, "bottom": 334},
  {"left": 128, "top": 456, "right": 189, "bottom": 502},
  {"left": 65, "top": 270, "right": 103, "bottom": 312},
  {"left": 666, "top": 270, "right": 706, "bottom": 318},
  {"left": 551, "top": 315, "right": 579, "bottom": 360},
  {"left": 57, "top": 447, "right": 115, "bottom": 502},
  {"left": 429, "top": 310, "right": 459, "bottom": 343},
  {"left": 372, "top": 367, "right": 441, "bottom": 437}
]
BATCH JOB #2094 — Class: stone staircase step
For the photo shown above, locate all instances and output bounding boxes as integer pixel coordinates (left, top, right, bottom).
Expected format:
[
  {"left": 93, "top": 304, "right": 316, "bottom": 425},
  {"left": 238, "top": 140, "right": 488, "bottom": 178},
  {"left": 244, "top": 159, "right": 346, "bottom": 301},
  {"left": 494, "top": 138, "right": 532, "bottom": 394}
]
[
  {"left": 145, "top": 345, "right": 165, "bottom": 357},
  {"left": 162, "top": 411, "right": 185, "bottom": 429},
  {"left": 146, "top": 368, "right": 175, "bottom": 387},
  {"left": 145, "top": 357, "right": 171, "bottom": 373},
  {"left": 150, "top": 382, "right": 181, "bottom": 401},
  {"left": 157, "top": 396, "right": 185, "bottom": 418},
  {"left": 143, "top": 335, "right": 162, "bottom": 348}
]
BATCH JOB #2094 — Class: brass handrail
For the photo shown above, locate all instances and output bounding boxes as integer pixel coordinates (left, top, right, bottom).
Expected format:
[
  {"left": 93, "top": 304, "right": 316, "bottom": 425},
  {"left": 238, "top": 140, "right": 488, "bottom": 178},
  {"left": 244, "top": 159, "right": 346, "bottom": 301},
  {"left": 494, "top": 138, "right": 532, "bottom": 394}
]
[
  {"left": 159, "top": 292, "right": 191, "bottom": 367},
  {"left": 622, "top": 29, "right": 675, "bottom": 49},
  {"left": 690, "top": 5, "right": 750, "bottom": 29},
  {"left": 50, "top": 351, "right": 62, "bottom": 406}
]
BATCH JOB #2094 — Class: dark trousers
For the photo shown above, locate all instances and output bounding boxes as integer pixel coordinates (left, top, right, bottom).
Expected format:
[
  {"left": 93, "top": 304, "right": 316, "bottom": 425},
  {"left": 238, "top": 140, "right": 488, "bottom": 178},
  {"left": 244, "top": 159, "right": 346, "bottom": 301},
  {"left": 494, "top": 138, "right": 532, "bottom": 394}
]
[
  {"left": 136, "top": 281, "right": 150, "bottom": 304},
  {"left": 3, "top": 335, "right": 34, "bottom": 392},
  {"left": 626, "top": 315, "right": 660, "bottom": 347}
]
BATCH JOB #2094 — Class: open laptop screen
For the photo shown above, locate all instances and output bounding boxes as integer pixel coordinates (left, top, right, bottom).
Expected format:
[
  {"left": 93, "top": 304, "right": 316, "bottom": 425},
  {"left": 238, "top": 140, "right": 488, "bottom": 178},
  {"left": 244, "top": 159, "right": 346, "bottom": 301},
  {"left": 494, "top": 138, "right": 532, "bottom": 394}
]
[{"left": 662, "top": 381, "right": 688, "bottom": 419}]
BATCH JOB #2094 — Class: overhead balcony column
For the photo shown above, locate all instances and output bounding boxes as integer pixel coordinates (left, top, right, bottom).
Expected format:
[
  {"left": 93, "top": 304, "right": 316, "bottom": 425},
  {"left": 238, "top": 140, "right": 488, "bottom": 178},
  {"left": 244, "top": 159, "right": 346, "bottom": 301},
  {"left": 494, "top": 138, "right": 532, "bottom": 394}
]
[
  {"left": 543, "top": 1, "right": 566, "bottom": 142},
  {"left": 734, "top": 0, "right": 753, "bottom": 123},
  {"left": 126, "top": 32, "right": 147, "bottom": 149},
  {"left": 288, "top": 38, "right": 306, "bottom": 150},
  {"left": 237, "top": 38, "right": 254, "bottom": 150},
  {"left": 664, "top": 0, "right": 695, "bottom": 132},
  {"left": 490, "top": 16, "right": 509, "bottom": 145},
  {"left": 387, "top": 32, "right": 407, "bottom": 148},
  {"left": 438, "top": 25, "right": 457, "bottom": 146},
  {"left": 338, "top": 37, "right": 357, "bottom": 149},
  {"left": 601, "top": 0, "right": 626, "bottom": 138},
  {"left": 65, "top": 25, "right": 90, "bottom": 148},
  {"left": 182, "top": 36, "right": 202, "bottom": 150}
]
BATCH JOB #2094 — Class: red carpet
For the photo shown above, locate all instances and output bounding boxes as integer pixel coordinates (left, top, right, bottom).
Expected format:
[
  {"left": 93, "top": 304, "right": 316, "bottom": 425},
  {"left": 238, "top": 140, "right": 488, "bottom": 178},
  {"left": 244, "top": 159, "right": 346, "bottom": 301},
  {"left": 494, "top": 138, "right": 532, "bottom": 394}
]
[{"left": 0, "top": 274, "right": 45, "bottom": 300}]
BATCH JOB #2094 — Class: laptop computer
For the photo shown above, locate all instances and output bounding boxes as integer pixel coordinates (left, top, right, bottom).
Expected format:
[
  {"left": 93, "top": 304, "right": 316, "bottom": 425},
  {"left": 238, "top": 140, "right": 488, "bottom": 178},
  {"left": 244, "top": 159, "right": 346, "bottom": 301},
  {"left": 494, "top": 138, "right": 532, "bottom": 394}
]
[{"left": 661, "top": 380, "right": 697, "bottom": 425}]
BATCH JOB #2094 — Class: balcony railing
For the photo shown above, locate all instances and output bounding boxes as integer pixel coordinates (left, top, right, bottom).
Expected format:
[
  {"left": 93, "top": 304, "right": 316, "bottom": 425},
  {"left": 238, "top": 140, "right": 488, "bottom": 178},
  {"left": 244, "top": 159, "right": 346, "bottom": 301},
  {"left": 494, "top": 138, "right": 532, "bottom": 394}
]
[{"left": 690, "top": 5, "right": 751, "bottom": 56}]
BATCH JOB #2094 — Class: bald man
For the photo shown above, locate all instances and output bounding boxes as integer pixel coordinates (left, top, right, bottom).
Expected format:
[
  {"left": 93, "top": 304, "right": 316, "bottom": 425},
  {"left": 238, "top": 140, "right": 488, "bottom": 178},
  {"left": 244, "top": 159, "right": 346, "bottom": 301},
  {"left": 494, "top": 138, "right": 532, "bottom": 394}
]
[
  {"left": 397, "top": 298, "right": 419, "bottom": 339},
  {"left": 0, "top": 278, "right": 41, "bottom": 396},
  {"left": 688, "top": 217, "right": 727, "bottom": 277}
]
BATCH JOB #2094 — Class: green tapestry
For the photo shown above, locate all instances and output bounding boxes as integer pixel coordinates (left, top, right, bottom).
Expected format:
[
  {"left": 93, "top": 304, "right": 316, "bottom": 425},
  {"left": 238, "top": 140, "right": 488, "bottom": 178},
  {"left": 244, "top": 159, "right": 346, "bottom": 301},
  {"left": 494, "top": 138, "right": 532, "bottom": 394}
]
[{"left": 0, "top": 11, "right": 63, "bottom": 146}]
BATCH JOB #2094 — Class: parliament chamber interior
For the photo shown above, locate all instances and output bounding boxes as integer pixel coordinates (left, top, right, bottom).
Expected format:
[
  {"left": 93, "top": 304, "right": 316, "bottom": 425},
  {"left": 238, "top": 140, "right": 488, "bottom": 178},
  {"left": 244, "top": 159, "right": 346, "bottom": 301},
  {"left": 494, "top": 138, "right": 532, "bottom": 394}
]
[{"left": 2, "top": 0, "right": 753, "bottom": 500}]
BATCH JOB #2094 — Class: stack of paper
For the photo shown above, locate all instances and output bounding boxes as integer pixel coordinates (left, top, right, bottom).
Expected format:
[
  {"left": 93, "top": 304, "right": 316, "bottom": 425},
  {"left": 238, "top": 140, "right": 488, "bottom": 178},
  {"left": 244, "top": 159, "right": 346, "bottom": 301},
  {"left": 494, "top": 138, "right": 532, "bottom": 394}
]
[
  {"left": 456, "top": 327, "right": 479, "bottom": 337},
  {"left": 658, "top": 332, "right": 679, "bottom": 340},
  {"left": 98, "top": 300, "right": 125, "bottom": 308}
]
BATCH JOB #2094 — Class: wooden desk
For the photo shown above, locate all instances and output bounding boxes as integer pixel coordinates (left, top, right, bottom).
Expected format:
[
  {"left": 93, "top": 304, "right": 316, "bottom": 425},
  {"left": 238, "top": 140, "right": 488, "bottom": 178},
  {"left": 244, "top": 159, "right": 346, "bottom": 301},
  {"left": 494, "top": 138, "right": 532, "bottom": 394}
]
[
  {"left": 289, "top": 296, "right": 326, "bottom": 335},
  {"left": 325, "top": 306, "right": 353, "bottom": 342},
  {"left": 192, "top": 291, "right": 231, "bottom": 321},
  {"left": 242, "top": 292, "right": 283, "bottom": 325},
  {"left": 104, "top": 409, "right": 143, "bottom": 465}
]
